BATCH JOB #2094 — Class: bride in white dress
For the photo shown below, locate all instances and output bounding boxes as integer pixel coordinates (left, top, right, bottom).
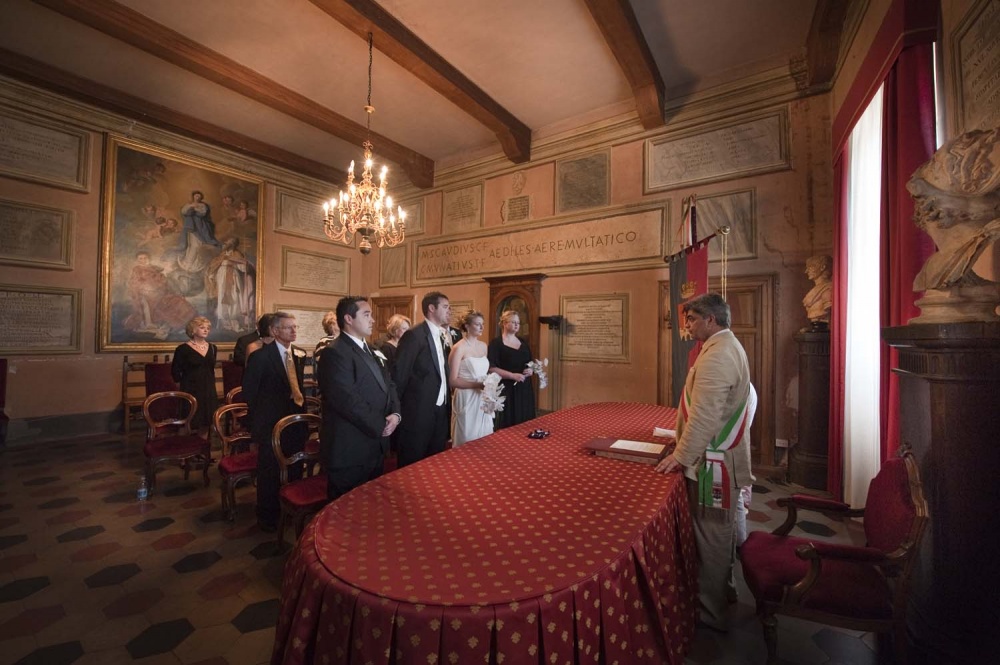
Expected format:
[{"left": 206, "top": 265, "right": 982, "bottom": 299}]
[{"left": 448, "top": 311, "right": 493, "bottom": 447}]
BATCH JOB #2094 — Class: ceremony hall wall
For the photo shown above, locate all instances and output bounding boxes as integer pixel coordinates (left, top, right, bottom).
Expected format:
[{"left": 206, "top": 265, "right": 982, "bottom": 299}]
[{"left": 0, "top": 0, "right": 987, "bottom": 469}]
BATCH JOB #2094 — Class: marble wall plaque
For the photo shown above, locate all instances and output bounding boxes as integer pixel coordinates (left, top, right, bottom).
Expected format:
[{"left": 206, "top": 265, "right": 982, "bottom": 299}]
[
  {"left": 557, "top": 150, "right": 610, "bottom": 213},
  {"left": 645, "top": 110, "right": 789, "bottom": 192},
  {"left": 273, "top": 304, "right": 330, "bottom": 352},
  {"left": 501, "top": 195, "right": 531, "bottom": 223},
  {"left": 953, "top": 0, "right": 1000, "bottom": 132},
  {"left": 696, "top": 189, "right": 757, "bottom": 261},
  {"left": 0, "top": 110, "right": 90, "bottom": 191},
  {"left": 0, "top": 284, "right": 81, "bottom": 354},
  {"left": 280, "top": 247, "right": 350, "bottom": 295},
  {"left": 276, "top": 189, "right": 332, "bottom": 243},
  {"left": 448, "top": 300, "right": 475, "bottom": 329},
  {"left": 413, "top": 204, "right": 667, "bottom": 285},
  {"left": 400, "top": 200, "right": 425, "bottom": 236},
  {"left": 442, "top": 184, "right": 483, "bottom": 234},
  {"left": 379, "top": 245, "right": 407, "bottom": 288},
  {"left": 560, "top": 294, "right": 629, "bottom": 362},
  {"left": 0, "top": 198, "right": 74, "bottom": 270}
]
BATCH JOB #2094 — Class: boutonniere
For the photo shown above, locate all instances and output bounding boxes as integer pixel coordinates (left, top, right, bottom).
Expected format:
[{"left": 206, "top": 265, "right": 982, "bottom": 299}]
[
  {"left": 293, "top": 348, "right": 306, "bottom": 358},
  {"left": 373, "top": 349, "right": 387, "bottom": 365}
]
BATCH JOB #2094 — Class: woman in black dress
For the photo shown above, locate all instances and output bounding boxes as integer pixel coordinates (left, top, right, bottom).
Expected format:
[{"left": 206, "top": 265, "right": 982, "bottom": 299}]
[
  {"left": 487, "top": 310, "right": 535, "bottom": 429},
  {"left": 171, "top": 316, "right": 219, "bottom": 438},
  {"left": 374, "top": 313, "right": 411, "bottom": 372}
]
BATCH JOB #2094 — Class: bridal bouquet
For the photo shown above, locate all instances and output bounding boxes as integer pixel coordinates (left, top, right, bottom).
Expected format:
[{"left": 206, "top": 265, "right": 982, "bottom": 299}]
[
  {"left": 526, "top": 358, "right": 549, "bottom": 389},
  {"left": 481, "top": 372, "right": 506, "bottom": 415}
]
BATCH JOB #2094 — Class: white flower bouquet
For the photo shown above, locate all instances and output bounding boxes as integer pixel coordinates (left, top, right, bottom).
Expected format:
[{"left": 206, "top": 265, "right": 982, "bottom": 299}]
[
  {"left": 481, "top": 372, "right": 506, "bottom": 415},
  {"left": 526, "top": 358, "right": 549, "bottom": 389}
]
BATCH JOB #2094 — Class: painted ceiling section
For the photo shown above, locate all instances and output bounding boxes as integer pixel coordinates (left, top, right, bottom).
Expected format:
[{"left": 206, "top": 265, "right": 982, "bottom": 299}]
[{"left": 0, "top": 0, "right": 818, "bottom": 187}]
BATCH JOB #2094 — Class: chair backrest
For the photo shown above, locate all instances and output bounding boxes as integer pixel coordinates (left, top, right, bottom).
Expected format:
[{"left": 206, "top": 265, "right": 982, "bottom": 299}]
[
  {"left": 143, "top": 391, "right": 197, "bottom": 438},
  {"left": 271, "top": 413, "right": 322, "bottom": 485},
  {"left": 864, "top": 450, "right": 928, "bottom": 558},
  {"left": 226, "top": 386, "right": 246, "bottom": 404},
  {"left": 213, "top": 402, "right": 252, "bottom": 456},
  {"left": 304, "top": 395, "right": 321, "bottom": 416}
]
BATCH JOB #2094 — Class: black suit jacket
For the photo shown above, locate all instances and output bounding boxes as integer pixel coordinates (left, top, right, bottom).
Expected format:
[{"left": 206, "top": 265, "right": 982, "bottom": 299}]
[
  {"left": 232, "top": 330, "right": 260, "bottom": 367},
  {"left": 318, "top": 335, "right": 400, "bottom": 468},
  {"left": 392, "top": 321, "right": 448, "bottom": 431},
  {"left": 241, "top": 342, "right": 306, "bottom": 446}
]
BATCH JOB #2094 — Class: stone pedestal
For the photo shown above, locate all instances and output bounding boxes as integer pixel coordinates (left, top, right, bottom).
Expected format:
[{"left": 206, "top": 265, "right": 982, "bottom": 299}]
[
  {"left": 790, "top": 331, "right": 829, "bottom": 490},
  {"left": 882, "top": 322, "right": 1000, "bottom": 664}
]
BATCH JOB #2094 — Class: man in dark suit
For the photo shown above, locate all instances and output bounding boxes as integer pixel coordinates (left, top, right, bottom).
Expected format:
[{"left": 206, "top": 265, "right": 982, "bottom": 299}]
[
  {"left": 232, "top": 313, "right": 271, "bottom": 367},
  {"left": 318, "top": 296, "right": 401, "bottom": 500},
  {"left": 393, "top": 291, "right": 452, "bottom": 467},
  {"left": 242, "top": 311, "right": 306, "bottom": 531}
]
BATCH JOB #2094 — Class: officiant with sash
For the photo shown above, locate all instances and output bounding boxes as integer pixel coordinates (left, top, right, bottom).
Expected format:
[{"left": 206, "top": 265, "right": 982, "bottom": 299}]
[
  {"left": 318, "top": 296, "right": 400, "bottom": 501},
  {"left": 655, "top": 293, "right": 757, "bottom": 631},
  {"left": 392, "top": 291, "right": 452, "bottom": 467}
]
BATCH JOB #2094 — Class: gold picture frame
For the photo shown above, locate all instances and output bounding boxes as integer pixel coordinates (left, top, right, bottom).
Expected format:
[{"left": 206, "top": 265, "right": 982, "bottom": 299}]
[{"left": 98, "top": 135, "right": 264, "bottom": 352}]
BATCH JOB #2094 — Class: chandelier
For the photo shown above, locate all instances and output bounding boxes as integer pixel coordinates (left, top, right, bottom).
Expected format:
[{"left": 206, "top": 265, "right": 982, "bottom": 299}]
[{"left": 323, "top": 33, "right": 405, "bottom": 255}]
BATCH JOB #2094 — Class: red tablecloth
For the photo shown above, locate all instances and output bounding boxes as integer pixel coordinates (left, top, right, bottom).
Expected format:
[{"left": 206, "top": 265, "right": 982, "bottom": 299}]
[{"left": 272, "top": 402, "right": 697, "bottom": 665}]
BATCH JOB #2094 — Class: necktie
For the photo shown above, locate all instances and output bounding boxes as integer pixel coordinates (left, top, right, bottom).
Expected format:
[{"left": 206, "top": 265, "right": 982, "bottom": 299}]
[{"left": 285, "top": 350, "right": 304, "bottom": 407}]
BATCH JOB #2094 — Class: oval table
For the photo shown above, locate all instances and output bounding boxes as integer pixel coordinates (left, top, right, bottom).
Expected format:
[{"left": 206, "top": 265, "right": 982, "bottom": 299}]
[{"left": 272, "top": 402, "right": 696, "bottom": 665}]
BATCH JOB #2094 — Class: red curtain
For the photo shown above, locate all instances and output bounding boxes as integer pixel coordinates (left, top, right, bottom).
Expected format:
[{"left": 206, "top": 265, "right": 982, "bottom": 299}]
[
  {"left": 827, "top": 154, "right": 848, "bottom": 500},
  {"left": 879, "top": 44, "right": 937, "bottom": 462}
]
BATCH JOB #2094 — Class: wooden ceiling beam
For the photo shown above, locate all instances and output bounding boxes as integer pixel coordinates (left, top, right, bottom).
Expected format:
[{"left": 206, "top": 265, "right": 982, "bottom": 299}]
[
  {"left": 308, "top": 0, "right": 532, "bottom": 163},
  {"left": 31, "top": 0, "right": 435, "bottom": 187},
  {"left": 582, "top": 0, "right": 665, "bottom": 130},
  {"left": 0, "top": 48, "right": 346, "bottom": 185}
]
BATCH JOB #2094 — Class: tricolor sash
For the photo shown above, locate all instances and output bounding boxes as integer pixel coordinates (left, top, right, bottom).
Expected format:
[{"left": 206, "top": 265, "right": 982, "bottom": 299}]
[{"left": 680, "top": 386, "right": 751, "bottom": 511}]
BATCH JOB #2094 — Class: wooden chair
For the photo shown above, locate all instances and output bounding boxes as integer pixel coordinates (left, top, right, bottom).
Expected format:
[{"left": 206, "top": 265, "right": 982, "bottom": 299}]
[
  {"left": 271, "top": 413, "right": 326, "bottom": 550},
  {"left": 740, "top": 448, "right": 928, "bottom": 664},
  {"left": 221, "top": 360, "right": 243, "bottom": 397},
  {"left": 142, "top": 391, "right": 212, "bottom": 492},
  {"left": 214, "top": 403, "right": 254, "bottom": 521},
  {"left": 121, "top": 355, "right": 175, "bottom": 436},
  {"left": 225, "top": 386, "right": 245, "bottom": 404}
]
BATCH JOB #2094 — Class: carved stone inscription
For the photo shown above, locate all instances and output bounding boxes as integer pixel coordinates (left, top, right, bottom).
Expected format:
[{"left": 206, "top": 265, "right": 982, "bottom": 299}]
[
  {"left": 379, "top": 245, "right": 407, "bottom": 287},
  {"left": 273, "top": 305, "right": 327, "bottom": 351},
  {"left": 277, "top": 190, "right": 327, "bottom": 242},
  {"left": 443, "top": 185, "right": 483, "bottom": 234},
  {"left": 646, "top": 112, "right": 788, "bottom": 191},
  {"left": 414, "top": 207, "right": 665, "bottom": 284},
  {"left": 502, "top": 196, "right": 531, "bottom": 223},
  {"left": 0, "top": 287, "right": 80, "bottom": 353},
  {"left": 560, "top": 294, "right": 628, "bottom": 362},
  {"left": 280, "top": 247, "right": 349, "bottom": 295},
  {"left": 0, "top": 199, "right": 72, "bottom": 268},
  {"left": 557, "top": 151, "right": 610, "bottom": 213},
  {"left": 0, "top": 112, "right": 88, "bottom": 190},
  {"left": 955, "top": 0, "right": 1000, "bottom": 131}
]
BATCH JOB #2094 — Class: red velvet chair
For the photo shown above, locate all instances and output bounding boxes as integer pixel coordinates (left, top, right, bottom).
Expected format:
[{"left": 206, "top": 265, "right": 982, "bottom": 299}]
[
  {"left": 142, "top": 391, "right": 212, "bottom": 492},
  {"left": 214, "top": 403, "right": 255, "bottom": 521},
  {"left": 740, "top": 448, "right": 928, "bottom": 664},
  {"left": 221, "top": 360, "right": 243, "bottom": 396},
  {"left": 271, "top": 413, "right": 326, "bottom": 550}
]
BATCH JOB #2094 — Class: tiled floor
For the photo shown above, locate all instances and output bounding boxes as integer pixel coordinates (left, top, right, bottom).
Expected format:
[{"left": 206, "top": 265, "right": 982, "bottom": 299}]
[{"left": 1, "top": 433, "right": 880, "bottom": 665}]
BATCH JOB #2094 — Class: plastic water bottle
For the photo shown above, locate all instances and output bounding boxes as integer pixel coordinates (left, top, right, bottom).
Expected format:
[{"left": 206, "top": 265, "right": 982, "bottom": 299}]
[{"left": 137, "top": 475, "right": 149, "bottom": 502}]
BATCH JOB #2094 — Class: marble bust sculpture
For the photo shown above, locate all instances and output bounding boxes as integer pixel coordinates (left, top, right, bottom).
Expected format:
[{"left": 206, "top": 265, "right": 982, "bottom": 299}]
[
  {"left": 802, "top": 254, "right": 833, "bottom": 331},
  {"left": 906, "top": 126, "right": 1000, "bottom": 323}
]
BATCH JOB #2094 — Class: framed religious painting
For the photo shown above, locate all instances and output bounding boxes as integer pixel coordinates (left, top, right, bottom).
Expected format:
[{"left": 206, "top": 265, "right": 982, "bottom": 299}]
[{"left": 98, "top": 135, "right": 264, "bottom": 352}]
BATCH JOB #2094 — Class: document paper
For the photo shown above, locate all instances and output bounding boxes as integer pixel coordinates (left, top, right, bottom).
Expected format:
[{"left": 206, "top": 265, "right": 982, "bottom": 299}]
[{"left": 610, "top": 440, "right": 666, "bottom": 455}]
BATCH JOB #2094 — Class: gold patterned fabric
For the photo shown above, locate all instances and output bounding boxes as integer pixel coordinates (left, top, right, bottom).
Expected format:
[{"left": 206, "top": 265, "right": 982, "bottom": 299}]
[
  {"left": 272, "top": 402, "right": 697, "bottom": 665},
  {"left": 284, "top": 350, "right": 304, "bottom": 407}
]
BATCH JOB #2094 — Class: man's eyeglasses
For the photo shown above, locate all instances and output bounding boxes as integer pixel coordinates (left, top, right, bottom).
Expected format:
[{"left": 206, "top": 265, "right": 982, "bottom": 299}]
[{"left": 277, "top": 325, "right": 299, "bottom": 330}]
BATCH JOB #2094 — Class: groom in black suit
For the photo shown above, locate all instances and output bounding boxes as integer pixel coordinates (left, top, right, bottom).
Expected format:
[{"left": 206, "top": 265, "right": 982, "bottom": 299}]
[
  {"left": 319, "top": 296, "right": 401, "bottom": 501},
  {"left": 242, "top": 311, "right": 307, "bottom": 531},
  {"left": 393, "top": 291, "right": 452, "bottom": 467}
]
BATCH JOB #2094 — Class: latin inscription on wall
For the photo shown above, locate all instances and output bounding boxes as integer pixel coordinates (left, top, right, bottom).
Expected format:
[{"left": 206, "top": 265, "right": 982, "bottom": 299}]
[
  {"left": 0, "top": 111, "right": 89, "bottom": 191},
  {"left": 0, "top": 286, "right": 80, "bottom": 353},
  {"left": 280, "top": 247, "right": 349, "bottom": 295},
  {"left": 560, "top": 294, "right": 629, "bottom": 362},
  {"left": 954, "top": 0, "right": 1000, "bottom": 132},
  {"left": 412, "top": 206, "right": 666, "bottom": 285}
]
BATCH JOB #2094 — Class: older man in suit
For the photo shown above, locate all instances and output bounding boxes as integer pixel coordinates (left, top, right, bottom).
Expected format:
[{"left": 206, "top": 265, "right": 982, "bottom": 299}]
[
  {"left": 318, "top": 296, "right": 400, "bottom": 500},
  {"left": 242, "top": 311, "right": 306, "bottom": 532},
  {"left": 655, "top": 293, "right": 756, "bottom": 631},
  {"left": 392, "top": 291, "right": 452, "bottom": 467}
]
